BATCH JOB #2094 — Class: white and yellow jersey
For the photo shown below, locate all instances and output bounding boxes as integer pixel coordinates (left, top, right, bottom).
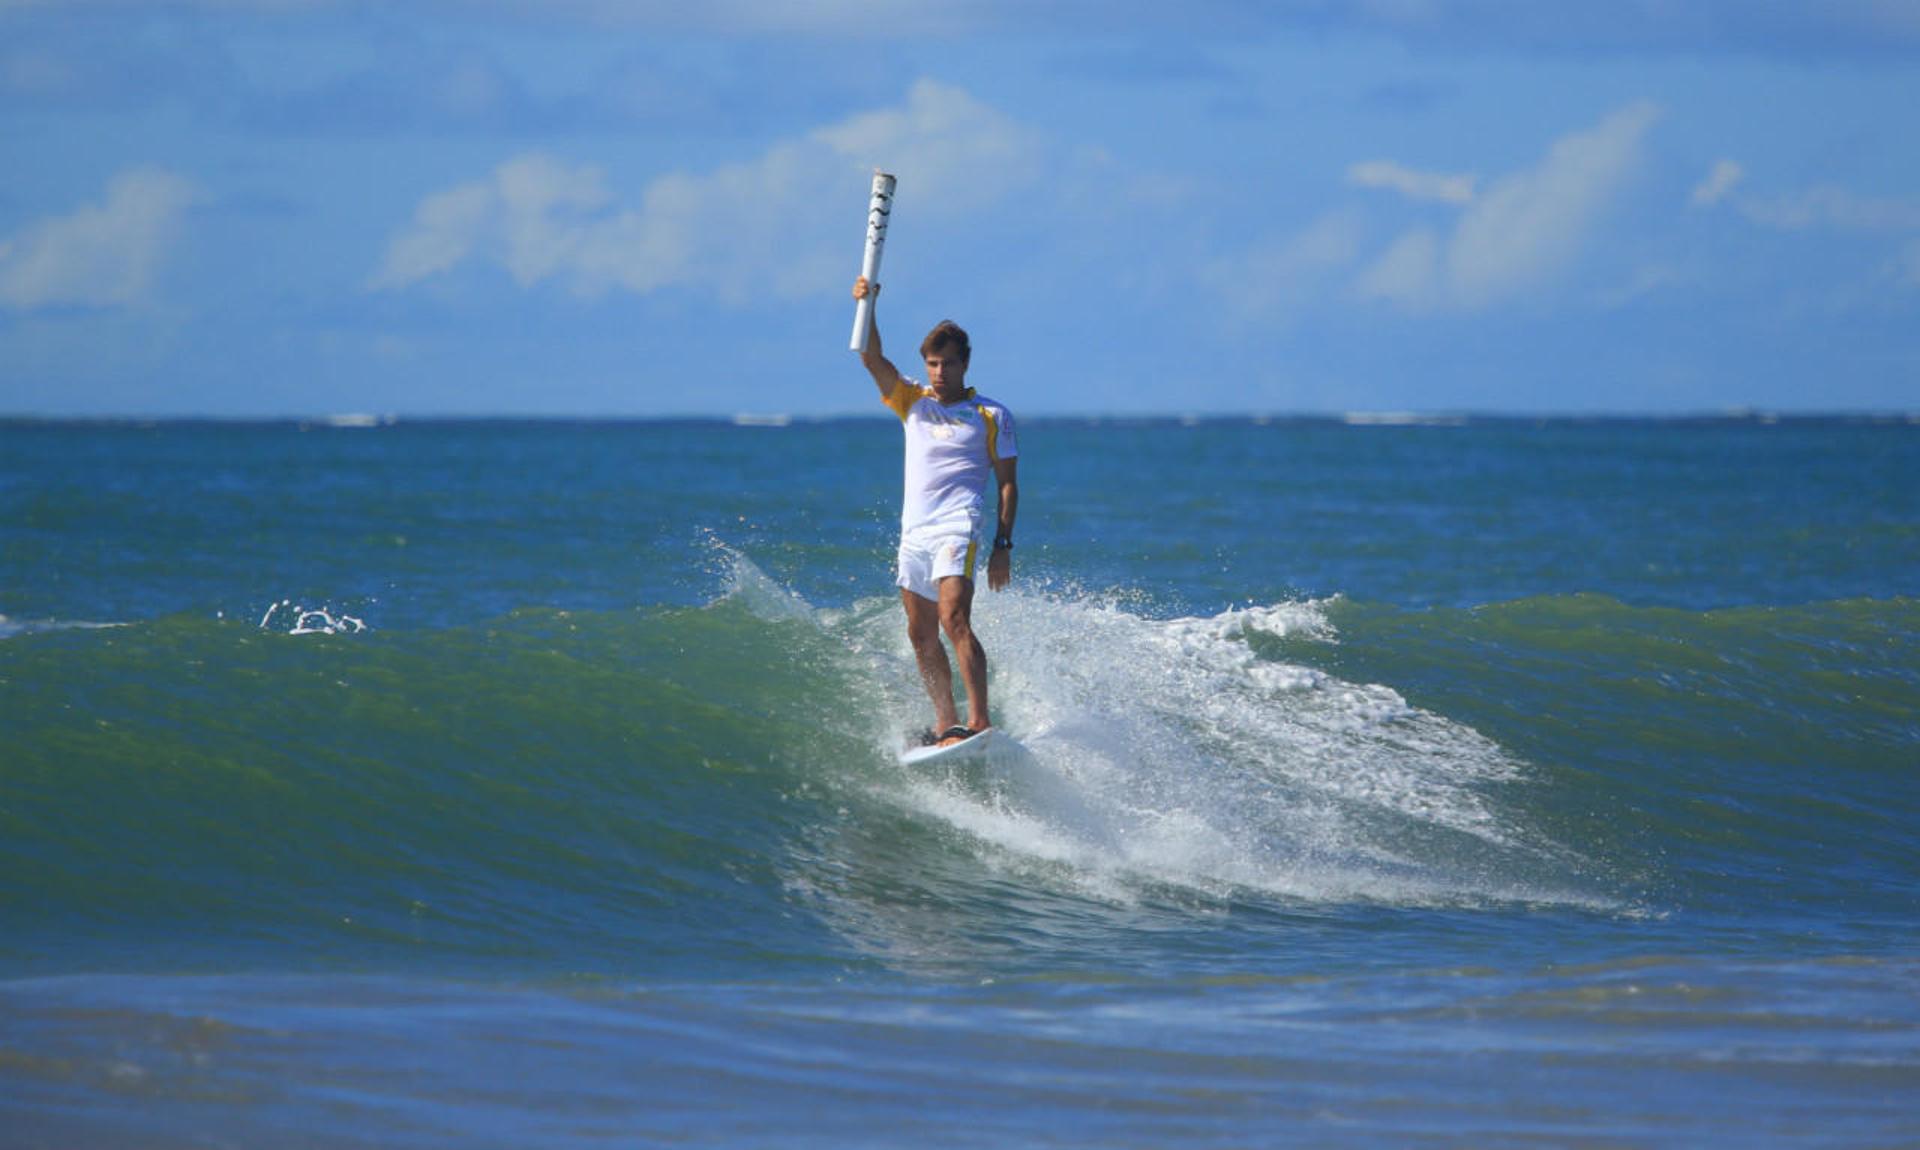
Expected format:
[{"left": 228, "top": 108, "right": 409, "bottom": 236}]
[{"left": 883, "top": 382, "right": 1018, "bottom": 535}]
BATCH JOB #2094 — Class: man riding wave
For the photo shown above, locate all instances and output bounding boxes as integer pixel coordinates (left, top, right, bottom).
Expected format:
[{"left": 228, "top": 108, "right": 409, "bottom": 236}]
[{"left": 852, "top": 276, "right": 1019, "bottom": 747}]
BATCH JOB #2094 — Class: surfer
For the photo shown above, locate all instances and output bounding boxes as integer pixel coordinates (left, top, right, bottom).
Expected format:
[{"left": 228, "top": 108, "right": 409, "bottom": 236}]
[{"left": 853, "top": 276, "right": 1019, "bottom": 747}]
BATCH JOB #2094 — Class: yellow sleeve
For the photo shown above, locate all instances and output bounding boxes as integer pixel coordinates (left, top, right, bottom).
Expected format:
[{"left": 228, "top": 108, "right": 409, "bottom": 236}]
[
  {"left": 978, "top": 404, "right": 1001, "bottom": 463},
  {"left": 882, "top": 383, "right": 924, "bottom": 421}
]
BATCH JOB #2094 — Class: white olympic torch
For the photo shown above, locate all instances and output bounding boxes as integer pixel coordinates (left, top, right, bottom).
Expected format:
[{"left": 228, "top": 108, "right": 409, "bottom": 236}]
[{"left": 849, "top": 170, "right": 897, "bottom": 353}]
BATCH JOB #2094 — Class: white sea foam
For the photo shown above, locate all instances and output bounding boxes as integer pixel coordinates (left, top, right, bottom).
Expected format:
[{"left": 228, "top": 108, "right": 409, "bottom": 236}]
[
  {"left": 719, "top": 547, "right": 1603, "bottom": 913},
  {"left": 0, "top": 614, "right": 126, "bottom": 640},
  {"left": 258, "top": 600, "right": 369, "bottom": 635},
  {"left": 886, "top": 587, "right": 1598, "bottom": 909}
]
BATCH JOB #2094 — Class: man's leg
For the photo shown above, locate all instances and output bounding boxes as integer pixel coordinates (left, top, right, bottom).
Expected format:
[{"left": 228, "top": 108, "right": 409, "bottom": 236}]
[
  {"left": 938, "top": 576, "right": 990, "bottom": 734},
  {"left": 901, "top": 588, "right": 960, "bottom": 734}
]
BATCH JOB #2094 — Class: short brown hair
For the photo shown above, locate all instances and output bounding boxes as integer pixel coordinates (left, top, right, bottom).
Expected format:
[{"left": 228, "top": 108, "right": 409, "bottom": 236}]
[{"left": 919, "top": 320, "right": 970, "bottom": 364}]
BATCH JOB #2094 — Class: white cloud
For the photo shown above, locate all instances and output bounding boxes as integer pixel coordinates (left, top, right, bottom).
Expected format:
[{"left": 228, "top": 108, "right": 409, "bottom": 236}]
[
  {"left": 1595, "top": 261, "right": 1684, "bottom": 309},
  {"left": 1205, "top": 211, "right": 1365, "bottom": 325},
  {"left": 1347, "top": 160, "right": 1476, "bottom": 205},
  {"left": 1357, "top": 102, "right": 1660, "bottom": 312},
  {"left": 370, "top": 182, "right": 502, "bottom": 290},
  {"left": 1726, "top": 180, "right": 1920, "bottom": 291},
  {"left": 1691, "top": 158, "right": 1744, "bottom": 207},
  {"left": 1710, "top": 178, "right": 1920, "bottom": 295},
  {"left": 1353, "top": 227, "right": 1440, "bottom": 308},
  {"left": 371, "top": 79, "right": 1043, "bottom": 302},
  {"left": 1445, "top": 102, "right": 1659, "bottom": 309},
  {"left": 1740, "top": 185, "right": 1920, "bottom": 233},
  {"left": 427, "top": 0, "right": 987, "bottom": 36},
  {"left": 0, "top": 168, "right": 197, "bottom": 310}
]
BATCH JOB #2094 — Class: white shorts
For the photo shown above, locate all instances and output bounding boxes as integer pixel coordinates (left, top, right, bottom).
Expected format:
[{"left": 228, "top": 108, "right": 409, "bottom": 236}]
[{"left": 896, "top": 522, "right": 980, "bottom": 602}]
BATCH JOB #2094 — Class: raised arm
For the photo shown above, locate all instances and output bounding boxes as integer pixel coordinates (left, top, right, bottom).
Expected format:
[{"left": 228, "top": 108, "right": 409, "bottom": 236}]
[{"left": 852, "top": 277, "right": 905, "bottom": 401}]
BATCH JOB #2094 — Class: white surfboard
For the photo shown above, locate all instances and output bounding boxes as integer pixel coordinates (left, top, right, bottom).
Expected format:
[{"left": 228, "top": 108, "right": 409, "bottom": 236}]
[{"left": 899, "top": 726, "right": 1016, "bottom": 767}]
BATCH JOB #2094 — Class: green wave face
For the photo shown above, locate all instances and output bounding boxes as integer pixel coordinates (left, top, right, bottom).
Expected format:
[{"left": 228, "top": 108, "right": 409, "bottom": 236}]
[{"left": 12, "top": 549, "right": 1909, "bottom": 982}]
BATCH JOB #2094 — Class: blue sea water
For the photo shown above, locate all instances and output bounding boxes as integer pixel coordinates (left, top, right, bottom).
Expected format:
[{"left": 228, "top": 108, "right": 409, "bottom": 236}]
[{"left": 2, "top": 415, "right": 1917, "bottom": 1147}]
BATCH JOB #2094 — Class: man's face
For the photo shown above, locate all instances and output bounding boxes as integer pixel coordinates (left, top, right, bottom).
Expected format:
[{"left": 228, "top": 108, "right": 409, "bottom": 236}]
[{"left": 924, "top": 346, "right": 968, "bottom": 397}]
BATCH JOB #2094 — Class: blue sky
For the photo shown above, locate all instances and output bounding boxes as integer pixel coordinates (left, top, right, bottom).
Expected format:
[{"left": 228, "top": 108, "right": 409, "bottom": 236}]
[{"left": 3, "top": 1, "right": 1918, "bottom": 417}]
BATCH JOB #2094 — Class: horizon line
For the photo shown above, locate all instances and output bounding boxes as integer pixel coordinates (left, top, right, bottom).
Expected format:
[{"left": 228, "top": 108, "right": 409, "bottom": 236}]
[{"left": 5, "top": 408, "right": 1919, "bottom": 427}]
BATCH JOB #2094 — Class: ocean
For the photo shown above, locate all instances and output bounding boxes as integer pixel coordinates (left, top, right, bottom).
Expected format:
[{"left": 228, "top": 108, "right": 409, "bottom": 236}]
[{"left": 2, "top": 415, "right": 1916, "bottom": 1147}]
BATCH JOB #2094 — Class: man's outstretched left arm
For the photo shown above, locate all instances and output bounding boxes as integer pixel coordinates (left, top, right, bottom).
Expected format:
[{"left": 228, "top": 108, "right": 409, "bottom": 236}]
[{"left": 988, "top": 457, "right": 1018, "bottom": 591}]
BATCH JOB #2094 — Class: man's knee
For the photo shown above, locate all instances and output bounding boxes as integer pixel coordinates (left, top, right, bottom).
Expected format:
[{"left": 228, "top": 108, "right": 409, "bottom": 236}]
[
  {"left": 908, "top": 618, "right": 943, "bottom": 651},
  {"left": 938, "top": 603, "right": 973, "bottom": 642},
  {"left": 902, "top": 596, "right": 939, "bottom": 644}
]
